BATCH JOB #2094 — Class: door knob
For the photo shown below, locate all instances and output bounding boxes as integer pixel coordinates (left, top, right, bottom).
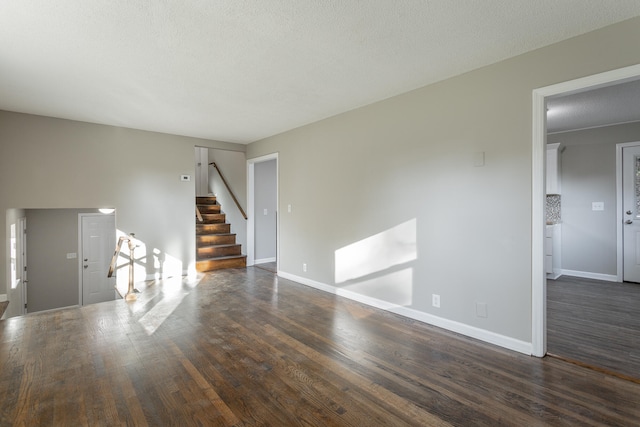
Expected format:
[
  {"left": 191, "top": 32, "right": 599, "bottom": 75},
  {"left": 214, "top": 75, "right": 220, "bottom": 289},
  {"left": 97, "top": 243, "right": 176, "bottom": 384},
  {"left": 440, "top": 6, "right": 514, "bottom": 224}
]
[
  {"left": 627, "top": 211, "right": 633, "bottom": 215},
  {"left": 84, "top": 265, "right": 89, "bottom": 268},
  {"left": 625, "top": 220, "right": 633, "bottom": 224}
]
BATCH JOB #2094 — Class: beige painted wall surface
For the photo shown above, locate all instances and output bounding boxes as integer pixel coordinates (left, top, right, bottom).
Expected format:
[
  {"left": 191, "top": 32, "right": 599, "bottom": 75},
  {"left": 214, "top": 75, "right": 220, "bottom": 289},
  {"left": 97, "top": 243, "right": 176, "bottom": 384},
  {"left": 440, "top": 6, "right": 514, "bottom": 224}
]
[
  {"left": 1, "top": 111, "right": 245, "bottom": 298},
  {"left": 208, "top": 148, "right": 248, "bottom": 250},
  {"left": 247, "top": 18, "right": 640, "bottom": 344}
]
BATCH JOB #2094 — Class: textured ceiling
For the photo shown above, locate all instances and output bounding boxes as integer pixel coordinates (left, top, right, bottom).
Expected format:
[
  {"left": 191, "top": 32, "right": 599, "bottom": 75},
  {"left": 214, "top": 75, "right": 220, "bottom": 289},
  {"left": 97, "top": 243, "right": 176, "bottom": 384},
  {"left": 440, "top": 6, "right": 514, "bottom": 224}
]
[
  {"left": 547, "top": 79, "right": 640, "bottom": 134},
  {"left": 1, "top": 1, "right": 640, "bottom": 144}
]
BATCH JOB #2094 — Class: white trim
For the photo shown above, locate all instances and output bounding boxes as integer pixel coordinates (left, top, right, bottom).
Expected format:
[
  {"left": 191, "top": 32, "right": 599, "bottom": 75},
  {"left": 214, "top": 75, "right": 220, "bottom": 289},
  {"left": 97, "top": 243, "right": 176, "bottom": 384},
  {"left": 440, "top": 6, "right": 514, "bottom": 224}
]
[
  {"left": 616, "top": 141, "right": 640, "bottom": 283},
  {"left": 278, "top": 271, "right": 532, "bottom": 355},
  {"left": 559, "top": 269, "right": 618, "bottom": 282},
  {"left": 247, "top": 153, "right": 279, "bottom": 270},
  {"left": 531, "top": 64, "right": 640, "bottom": 358},
  {"left": 254, "top": 257, "right": 276, "bottom": 265},
  {"left": 532, "top": 89, "right": 547, "bottom": 357},
  {"left": 0, "top": 294, "right": 7, "bottom": 302}
]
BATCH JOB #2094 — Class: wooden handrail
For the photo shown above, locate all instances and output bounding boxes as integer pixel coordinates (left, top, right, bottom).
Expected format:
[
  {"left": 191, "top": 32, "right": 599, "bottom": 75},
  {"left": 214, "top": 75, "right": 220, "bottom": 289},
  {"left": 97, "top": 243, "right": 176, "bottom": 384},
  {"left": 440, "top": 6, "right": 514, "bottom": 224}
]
[
  {"left": 195, "top": 205, "right": 203, "bottom": 222},
  {"left": 209, "top": 162, "right": 248, "bottom": 220},
  {"left": 107, "top": 233, "right": 139, "bottom": 301}
]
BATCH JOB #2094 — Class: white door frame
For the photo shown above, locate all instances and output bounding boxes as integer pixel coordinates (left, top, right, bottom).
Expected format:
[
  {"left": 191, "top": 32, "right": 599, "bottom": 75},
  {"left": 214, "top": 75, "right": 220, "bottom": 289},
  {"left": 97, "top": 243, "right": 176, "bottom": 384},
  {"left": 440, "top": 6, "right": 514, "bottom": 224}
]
[
  {"left": 19, "top": 217, "right": 27, "bottom": 315},
  {"left": 531, "top": 64, "right": 640, "bottom": 357},
  {"left": 247, "top": 153, "right": 279, "bottom": 270},
  {"left": 616, "top": 141, "right": 640, "bottom": 282},
  {"left": 78, "top": 212, "right": 116, "bottom": 306}
]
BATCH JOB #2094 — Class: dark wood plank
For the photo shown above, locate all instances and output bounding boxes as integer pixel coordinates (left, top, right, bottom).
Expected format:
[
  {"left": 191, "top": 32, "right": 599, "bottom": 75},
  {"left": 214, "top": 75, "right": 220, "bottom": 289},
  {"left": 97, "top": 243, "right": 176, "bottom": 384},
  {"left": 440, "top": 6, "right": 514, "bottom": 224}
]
[
  {"left": 1, "top": 268, "right": 640, "bottom": 425},
  {"left": 548, "top": 275, "right": 640, "bottom": 380}
]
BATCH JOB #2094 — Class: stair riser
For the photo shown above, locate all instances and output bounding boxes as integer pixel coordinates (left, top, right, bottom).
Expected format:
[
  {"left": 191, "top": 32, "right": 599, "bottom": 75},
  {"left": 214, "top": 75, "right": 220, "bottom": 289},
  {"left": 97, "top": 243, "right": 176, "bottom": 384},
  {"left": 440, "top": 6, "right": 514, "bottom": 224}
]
[
  {"left": 197, "top": 235, "right": 236, "bottom": 245},
  {"left": 195, "top": 223, "right": 230, "bottom": 234},
  {"left": 198, "top": 245, "right": 242, "bottom": 258},
  {"left": 198, "top": 205, "right": 221, "bottom": 214},
  {"left": 199, "top": 217, "right": 226, "bottom": 224},
  {"left": 200, "top": 214, "right": 225, "bottom": 223},
  {"left": 197, "top": 223, "right": 228, "bottom": 235},
  {"left": 196, "top": 196, "right": 217, "bottom": 205},
  {"left": 196, "top": 257, "right": 246, "bottom": 272}
]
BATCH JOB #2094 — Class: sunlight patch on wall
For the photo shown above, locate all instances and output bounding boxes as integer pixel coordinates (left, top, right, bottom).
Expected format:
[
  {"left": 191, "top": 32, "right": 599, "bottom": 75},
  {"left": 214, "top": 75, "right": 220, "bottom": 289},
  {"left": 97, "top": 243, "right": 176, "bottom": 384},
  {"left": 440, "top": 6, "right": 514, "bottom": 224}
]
[
  {"left": 341, "top": 268, "right": 413, "bottom": 307},
  {"left": 114, "top": 230, "right": 147, "bottom": 289},
  {"left": 335, "top": 218, "right": 417, "bottom": 283},
  {"left": 114, "top": 231, "right": 184, "bottom": 288}
]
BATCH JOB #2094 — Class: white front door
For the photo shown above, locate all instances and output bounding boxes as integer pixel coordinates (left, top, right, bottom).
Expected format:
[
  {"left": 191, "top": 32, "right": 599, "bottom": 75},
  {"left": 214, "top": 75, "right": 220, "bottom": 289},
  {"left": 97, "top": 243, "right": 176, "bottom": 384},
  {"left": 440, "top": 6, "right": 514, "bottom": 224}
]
[
  {"left": 81, "top": 214, "right": 116, "bottom": 305},
  {"left": 622, "top": 145, "right": 640, "bottom": 282}
]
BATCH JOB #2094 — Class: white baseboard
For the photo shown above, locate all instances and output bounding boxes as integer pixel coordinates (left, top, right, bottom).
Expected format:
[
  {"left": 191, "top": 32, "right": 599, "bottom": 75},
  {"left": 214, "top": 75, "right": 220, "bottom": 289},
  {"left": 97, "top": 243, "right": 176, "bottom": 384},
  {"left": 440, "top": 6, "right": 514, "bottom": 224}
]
[
  {"left": 0, "top": 294, "right": 7, "bottom": 302},
  {"left": 254, "top": 257, "right": 276, "bottom": 265},
  {"left": 277, "top": 271, "right": 532, "bottom": 355},
  {"left": 560, "top": 269, "right": 618, "bottom": 282}
]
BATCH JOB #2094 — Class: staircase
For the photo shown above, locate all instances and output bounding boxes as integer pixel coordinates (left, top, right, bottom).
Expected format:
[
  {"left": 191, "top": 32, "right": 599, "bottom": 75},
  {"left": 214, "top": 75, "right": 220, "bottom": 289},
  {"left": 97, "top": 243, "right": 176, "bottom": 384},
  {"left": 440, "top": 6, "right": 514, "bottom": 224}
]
[{"left": 196, "top": 196, "right": 246, "bottom": 271}]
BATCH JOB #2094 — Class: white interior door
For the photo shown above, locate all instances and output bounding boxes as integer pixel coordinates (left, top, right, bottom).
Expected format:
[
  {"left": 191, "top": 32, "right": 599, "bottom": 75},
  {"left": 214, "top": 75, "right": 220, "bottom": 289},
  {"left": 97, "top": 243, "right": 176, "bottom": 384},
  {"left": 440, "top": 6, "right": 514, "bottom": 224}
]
[
  {"left": 81, "top": 214, "right": 116, "bottom": 305},
  {"left": 6, "top": 218, "right": 27, "bottom": 317},
  {"left": 195, "top": 147, "right": 209, "bottom": 196},
  {"left": 622, "top": 145, "right": 640, "bottom": 282}
]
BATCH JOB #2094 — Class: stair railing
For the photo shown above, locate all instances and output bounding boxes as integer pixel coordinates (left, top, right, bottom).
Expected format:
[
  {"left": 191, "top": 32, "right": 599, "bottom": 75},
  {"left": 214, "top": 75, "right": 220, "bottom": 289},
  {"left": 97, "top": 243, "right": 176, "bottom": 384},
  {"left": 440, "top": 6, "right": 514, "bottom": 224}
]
[
  {"left": 209, "top": 162, "right": 248, "bottom": 220},
  {"left": 107, "top": 233, "right": 140, "bottom": 301},
  {"left": 195, "top": 205, "right": 203, "bottom": 222}
]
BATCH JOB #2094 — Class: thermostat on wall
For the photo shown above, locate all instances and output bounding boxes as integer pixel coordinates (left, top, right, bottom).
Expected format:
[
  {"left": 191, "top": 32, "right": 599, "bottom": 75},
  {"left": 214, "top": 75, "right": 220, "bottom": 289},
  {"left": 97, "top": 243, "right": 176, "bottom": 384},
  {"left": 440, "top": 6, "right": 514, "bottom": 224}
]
[{"left": 180, "top": 175, "right": 191, "bottom": 182}]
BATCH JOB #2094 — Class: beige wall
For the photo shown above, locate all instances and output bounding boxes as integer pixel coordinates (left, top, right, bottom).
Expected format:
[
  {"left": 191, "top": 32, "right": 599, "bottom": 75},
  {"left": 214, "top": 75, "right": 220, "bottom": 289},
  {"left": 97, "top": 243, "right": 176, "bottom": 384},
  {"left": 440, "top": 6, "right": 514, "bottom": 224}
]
[
  {"left": 247, "top": 18, "right": 640, "bottom": 346},
  {"left": 208, "top": 148, "right": 248, "bottom": 250},
  {"left": 1, "top": 112, "right": 245, "bottom": 304}
]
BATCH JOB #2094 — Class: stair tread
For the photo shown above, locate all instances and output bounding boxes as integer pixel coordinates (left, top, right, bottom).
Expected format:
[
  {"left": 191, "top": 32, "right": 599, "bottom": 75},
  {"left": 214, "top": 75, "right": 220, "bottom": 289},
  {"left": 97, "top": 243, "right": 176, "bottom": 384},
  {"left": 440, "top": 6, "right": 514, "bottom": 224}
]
[{"left": 198, "top": 243, "right": 241, "bottom": 249}]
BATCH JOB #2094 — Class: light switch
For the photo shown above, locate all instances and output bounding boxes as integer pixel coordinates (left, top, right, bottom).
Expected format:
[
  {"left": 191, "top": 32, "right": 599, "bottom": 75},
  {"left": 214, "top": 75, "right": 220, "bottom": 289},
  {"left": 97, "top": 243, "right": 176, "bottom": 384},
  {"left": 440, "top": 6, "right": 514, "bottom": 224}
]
[
  {"left": 288, "top": 204, "right": 292, "bottom": 213},
  {"left": 66, "top": 252, "right": 77, "bottom": 259},
  {"left": 180, "top": 175, "right": 191, "bottom": 182},
  {"left": 473, "top": 152, "right": 485, "bottom": 167},
  {"left": 592, "top": 202, "right": 604, "bottom": 211},
  {"left": 263, "top": 209, "right": 268, "bottom": 216}
]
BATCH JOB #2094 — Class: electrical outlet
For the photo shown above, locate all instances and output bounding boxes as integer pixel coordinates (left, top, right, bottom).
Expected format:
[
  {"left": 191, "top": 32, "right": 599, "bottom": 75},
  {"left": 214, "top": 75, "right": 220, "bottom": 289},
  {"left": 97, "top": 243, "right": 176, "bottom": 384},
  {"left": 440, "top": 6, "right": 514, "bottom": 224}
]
[
  {"left": 432, "top": 294, "right": 440, "bottom": 308},
  {"left": 303, "top": 263, "right": 307, "bottom": 272}
]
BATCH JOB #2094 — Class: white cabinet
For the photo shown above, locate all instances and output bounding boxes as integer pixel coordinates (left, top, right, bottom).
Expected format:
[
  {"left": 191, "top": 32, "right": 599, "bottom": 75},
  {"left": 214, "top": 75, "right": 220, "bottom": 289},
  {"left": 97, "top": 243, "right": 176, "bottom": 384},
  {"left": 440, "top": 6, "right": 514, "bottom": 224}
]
[
  {"left": 546, "top": 143, "right": 562, "bottom": 194},
  {"left": 545, "top": 224, "right": 562, "bottom": 279}
]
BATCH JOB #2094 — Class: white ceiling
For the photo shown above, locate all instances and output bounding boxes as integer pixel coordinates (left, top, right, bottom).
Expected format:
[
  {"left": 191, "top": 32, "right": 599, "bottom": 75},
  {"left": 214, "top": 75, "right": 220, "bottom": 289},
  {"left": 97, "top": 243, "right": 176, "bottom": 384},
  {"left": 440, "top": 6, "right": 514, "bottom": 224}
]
[{"left": 1, "top": 1, "right": 640, "bottom": 144}]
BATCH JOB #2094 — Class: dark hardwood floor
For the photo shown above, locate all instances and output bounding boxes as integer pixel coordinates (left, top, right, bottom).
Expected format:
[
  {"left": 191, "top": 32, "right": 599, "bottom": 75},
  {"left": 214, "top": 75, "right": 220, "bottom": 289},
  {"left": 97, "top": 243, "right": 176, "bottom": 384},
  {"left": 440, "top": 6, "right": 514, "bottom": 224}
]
[
  {"left": 254, "top": 261, "right": 277, "bottom": 274},
  {"left": 548, "top": 275, "right": 640, "bottom": 381},
  {"left": 1, "top": 268, "right": 640, "bottom": 426}
]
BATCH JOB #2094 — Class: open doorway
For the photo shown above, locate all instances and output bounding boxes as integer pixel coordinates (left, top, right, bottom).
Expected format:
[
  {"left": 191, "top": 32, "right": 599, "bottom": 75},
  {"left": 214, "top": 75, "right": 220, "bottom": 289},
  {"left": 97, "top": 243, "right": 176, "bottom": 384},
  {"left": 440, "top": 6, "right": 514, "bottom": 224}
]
[
  {"left": 532, "top": 66, "right": 640, "bottom": 378},
  {"left": 247, "top": 154, "right": 279, "bottom": 272}
]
